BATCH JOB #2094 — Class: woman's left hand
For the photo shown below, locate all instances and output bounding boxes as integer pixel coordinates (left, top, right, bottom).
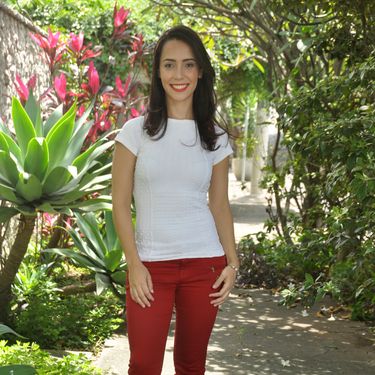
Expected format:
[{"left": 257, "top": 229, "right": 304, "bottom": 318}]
[{"left": 209, "top": 265, "right": 237, "bottom": 307}]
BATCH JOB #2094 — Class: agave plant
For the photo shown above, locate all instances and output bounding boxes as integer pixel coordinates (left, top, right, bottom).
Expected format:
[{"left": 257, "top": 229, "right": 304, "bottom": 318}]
[
  {"left": 0, "top": 94, "right": 113, "bottom": 322},
  {"left": 45, "top": 211, "right": 126, "bottom": 300},
  {"left": 0, "top": 95, "right": 112, "bottom": 219}
]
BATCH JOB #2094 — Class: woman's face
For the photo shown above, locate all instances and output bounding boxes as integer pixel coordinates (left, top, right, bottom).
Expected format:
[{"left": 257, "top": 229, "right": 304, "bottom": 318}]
[{"left": 159, "top": 39, "right": 202, "bottom": 113}]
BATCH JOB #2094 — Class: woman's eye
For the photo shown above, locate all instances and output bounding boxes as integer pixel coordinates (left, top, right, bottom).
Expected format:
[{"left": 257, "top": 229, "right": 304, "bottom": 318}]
[
  {"left": 186, "top": 62, "right": 195, "bottom": 68},
  {"left": 164, "top": 63, "right": 173, "bottom": 69}
]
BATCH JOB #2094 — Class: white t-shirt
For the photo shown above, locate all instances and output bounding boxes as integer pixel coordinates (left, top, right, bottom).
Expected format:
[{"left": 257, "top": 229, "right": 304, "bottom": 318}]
[{"left": 115, "top": 116, "right": 233, "bottom": 261}]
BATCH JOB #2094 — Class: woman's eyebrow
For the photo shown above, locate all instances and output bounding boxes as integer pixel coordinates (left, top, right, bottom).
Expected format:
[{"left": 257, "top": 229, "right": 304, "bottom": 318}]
[{"left": 162, "top": 58, "right": 196, "bottom": 62}]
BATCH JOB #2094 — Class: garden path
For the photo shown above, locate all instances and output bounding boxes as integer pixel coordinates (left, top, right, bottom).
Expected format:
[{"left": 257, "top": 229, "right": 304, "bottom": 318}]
[{"left": 94, "top": 172, "right": 375, "bottom": 374}]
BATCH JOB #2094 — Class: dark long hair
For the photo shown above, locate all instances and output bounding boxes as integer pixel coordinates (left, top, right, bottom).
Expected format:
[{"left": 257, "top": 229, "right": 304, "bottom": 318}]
[{"left": 144, "top": 25, "right": 231, "bottom": 151}]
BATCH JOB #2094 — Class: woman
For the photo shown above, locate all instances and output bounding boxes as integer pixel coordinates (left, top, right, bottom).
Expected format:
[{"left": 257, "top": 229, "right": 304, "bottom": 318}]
[{"left": 112, "top": 25, "right": 239, "bottom": 375}]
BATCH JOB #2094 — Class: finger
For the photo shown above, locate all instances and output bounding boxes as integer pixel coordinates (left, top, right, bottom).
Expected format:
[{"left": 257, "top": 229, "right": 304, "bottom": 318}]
[
  {"left": 211, "top": 292, "right": 230, "bottom": 306},
  {"left": 138, "top": 288, "right": 152, "bottom": 307},
  {"left": 131, "top": 289, "right": 146, "bottom": 308},
  {"left": 209, "top": 283, "right": 232, "bottom": 297},
  {"left": 212, "top": 275, "right": 225, "bottom": 289},
  {"left": 146, "top": 275, "right": 154, "bottom": 300}
]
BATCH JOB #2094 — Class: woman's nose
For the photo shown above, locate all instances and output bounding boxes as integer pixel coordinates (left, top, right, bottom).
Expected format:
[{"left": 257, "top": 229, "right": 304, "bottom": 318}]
[{"left": 174, "top": 64, "right": 183, "bottom": 79}]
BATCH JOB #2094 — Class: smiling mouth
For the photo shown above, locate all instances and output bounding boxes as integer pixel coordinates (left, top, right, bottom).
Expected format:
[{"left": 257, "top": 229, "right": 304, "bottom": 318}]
[{"left": 170, "top": 84, "right": 189, "bottom": 92}]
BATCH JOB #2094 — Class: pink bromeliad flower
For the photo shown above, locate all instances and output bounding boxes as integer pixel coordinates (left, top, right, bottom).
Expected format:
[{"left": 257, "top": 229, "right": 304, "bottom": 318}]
[
  {"left": 82, "top": 61, "right": 100, "bottom": 96},
  {"left": 68, "top": 32, "right": 101, "bottom": 62},
  {"left": 69, "top": 32, "right": 84, "bottom": 54},
  {"left": 115, "top": 75, "right": 132, "bottom": 98},
  {"left": 113, "top": 4, "right": 130, "bottom": 39},
  {"left": 30, "top": 28, "right": 65, "bottom": 73},
  {"left": 54, "top": 73, "right": 67, "bottom": 101},
  {"left": 14, "top": 74, "right": 37, "bottom": 103}
]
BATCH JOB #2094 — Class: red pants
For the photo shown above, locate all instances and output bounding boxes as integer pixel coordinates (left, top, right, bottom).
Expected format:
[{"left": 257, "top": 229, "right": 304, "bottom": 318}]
[{"left": 126, "top": 255, "right": 227, "bottom": 375}]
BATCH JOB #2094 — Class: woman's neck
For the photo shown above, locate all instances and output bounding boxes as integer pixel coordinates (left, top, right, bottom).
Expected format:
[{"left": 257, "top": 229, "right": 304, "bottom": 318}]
[{"left": 166, "top": 99, "right": 193, "bottom": 120}]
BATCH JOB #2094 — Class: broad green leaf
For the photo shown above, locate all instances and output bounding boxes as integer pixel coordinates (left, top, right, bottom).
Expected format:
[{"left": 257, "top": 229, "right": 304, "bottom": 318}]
[
  {"left": 15, "top": 172, "right": 42, "bottom": 202},
  {"left": 0, "top": 133, "right": 9, "bottom": 153},
  {"left": 74, "top": 99, "right": 95, "bottom": 130},
  {"left": 43, "top": 165, "right": 77, "bottom": 195},
  {"left": 12, "top": 97, "right": 36, "bottom": 159},
  {"left": 0, "top": 150, "right": 19, "bottom": 185},
  {"left": 0, "top": 207, "right": 19, "bottom": 223},
  {"left": 46, "top": 105, "right": 76, "bottom": 171},
  {"left": 74, "top": 202, "right": 112, "bottom": 212},
  {"left": 0, "top": 323, "right": 25, "bottom": 338},
  {"left": 45, "top": 101, "right": 76, "bottom": 140},
  {"left": 75, "top": 212, "right": 106, "bottom": 258},
  {"left": 43, "top": 248, "right": 104, "bottom": 272},
  {"left": 0, "top": 182, "right": 23, "bottom": 203},
  {"left": 25, "top": 91, "right": 42, "bottom": 136},
  {"left": 111, "top": 270, "right": 126, "bottom": 285},
  {"left": 95, "top": 273, "right": 111, "bottom": 295},
  {"left": 62, "top": 120, "right": 93, "bottom": 165},
  {"left": 24, "top": 137, "right": 49, "bottom": 181},
  {"left": 104, "top": 210, "right": 117, "bottom": 251},
  {"left": 0, "top": 131, "right": 22, "bottom": 162},
  {"left": 66, "top": 225, "right": 106, "bottom": 267},
  {"left": 104, "top": 249, "right": 123, "bottom": 272},
  {"left": 43, "top": 104, "right": 63, "bottom": 136},
  {"left": 35, "top": 202, "right": 59, "bottom": 213}
]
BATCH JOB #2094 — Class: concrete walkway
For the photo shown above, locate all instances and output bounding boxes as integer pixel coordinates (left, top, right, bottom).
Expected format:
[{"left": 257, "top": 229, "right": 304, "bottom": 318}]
[{"left": 94, "top": 173, "right": 375, "bottom": 374}]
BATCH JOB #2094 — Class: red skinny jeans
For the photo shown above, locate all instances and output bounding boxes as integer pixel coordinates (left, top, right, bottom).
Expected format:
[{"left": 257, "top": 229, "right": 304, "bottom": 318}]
[{"left": 126, "top": 255, "right": 227, "bottom": 375}]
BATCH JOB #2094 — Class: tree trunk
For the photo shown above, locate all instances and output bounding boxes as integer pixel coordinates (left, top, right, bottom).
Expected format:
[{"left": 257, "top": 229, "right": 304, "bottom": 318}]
[{"left": 0, "top": 214, "right": 36, "bottom": 324}]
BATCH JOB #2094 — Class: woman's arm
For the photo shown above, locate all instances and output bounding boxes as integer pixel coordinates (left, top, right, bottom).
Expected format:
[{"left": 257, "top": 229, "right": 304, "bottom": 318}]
[
  {"left": 112, "top": 143, "right": 154, "bottom": 308},
  {"left": 208, "top": 156, "right": 239, "bottom": 306}
]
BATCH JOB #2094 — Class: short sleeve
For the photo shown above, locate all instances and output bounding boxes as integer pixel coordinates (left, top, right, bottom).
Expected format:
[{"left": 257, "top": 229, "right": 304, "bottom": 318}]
[
  {"left": 212, "top": 128, "right": 234, "bottom": 165},
  {"left": 115, "top": 116, "right": 143, "bottom": 156}
]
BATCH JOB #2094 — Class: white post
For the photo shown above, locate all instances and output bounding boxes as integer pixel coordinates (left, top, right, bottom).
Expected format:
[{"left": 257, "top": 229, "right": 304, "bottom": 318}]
[{"left": 251, "top": 100, "right": 269, "bottom": 196}]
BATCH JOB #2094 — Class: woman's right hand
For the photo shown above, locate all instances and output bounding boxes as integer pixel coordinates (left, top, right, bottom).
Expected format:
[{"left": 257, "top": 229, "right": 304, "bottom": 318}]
[{"left": 128, "top": 262, "right": 154, "bottom": 308}]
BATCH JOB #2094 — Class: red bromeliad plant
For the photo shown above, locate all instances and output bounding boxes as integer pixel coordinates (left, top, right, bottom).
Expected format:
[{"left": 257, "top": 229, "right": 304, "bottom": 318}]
[{"left": 15, "top": 3, "right": 147, "bottom": 145}]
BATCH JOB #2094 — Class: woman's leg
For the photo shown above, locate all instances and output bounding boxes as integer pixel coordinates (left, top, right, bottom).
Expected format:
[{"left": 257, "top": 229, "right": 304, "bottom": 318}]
[
  {"left": 173, "top": 256, "right": 227, "bottom": 375},
  {"left": 126, "top": 260, "right": 178, "bottom": 375}
]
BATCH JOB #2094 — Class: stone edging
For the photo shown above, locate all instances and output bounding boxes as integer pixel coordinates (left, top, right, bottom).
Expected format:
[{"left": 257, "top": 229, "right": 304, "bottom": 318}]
[{"left": 0, "top": 2, "right": 47, "bottom": 36}]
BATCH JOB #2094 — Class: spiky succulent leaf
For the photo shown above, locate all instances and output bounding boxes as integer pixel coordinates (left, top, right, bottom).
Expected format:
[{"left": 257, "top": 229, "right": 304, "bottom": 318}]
[
  {"left": 0, "top": 183, "right": 23, "bottom": 204},
  {"left": 12, "top": 97, "right": 36, "bottom": 159},
  {"left": 0, "top": 131, "right": 22, "bottom": 163},
  {"left": 0, "top": 150, "right": 19, "bottom": 185},
  {"left": 75, "top": 212, "right": 106, "bottom": 258},
  {"left": 95, "top": 273, "right": 111, "bottom": 295},
  {"left": 24, "top": 137, "right": 48, "bottom": 181},
  {"left": 15, "top": 172, "right": 42, "bottom": 202},
  {"left": 43, "top": 104, "right": 63, "bottom": 136},
  {"left": 43, "top": 165, "right": 77, "bottom": 195},
  {"left": 25, "top": 92, "right": 42, "bottom": 136},
  {"left": 45, "top": 103, "right": 76, "bottom": 171},
  {"left": 104, "top": 249, "right": 123, "bottom": 273}
]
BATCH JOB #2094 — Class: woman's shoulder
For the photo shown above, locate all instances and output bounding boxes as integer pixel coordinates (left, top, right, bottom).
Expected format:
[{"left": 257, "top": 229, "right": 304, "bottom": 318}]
[{"left": 122, "top": 115, "right": 145, "bottom": 129}]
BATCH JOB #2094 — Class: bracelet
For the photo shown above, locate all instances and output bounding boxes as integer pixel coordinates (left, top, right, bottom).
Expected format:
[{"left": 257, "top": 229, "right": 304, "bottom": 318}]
[{"left": 227, "top": 264, "right": 239, "bottom": 272}]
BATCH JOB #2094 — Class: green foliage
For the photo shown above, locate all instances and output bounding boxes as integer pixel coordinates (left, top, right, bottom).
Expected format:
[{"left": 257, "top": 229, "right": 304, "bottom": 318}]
[
  {"left": 0, "top": 325, "right": 25, "bottom": 339},
  {"left": 261, "top": 51, "right": 375, "bottom": 320},
  {"left": 44, "top": 211, "right": 126, "bottom": 299},
  {"left": 0, "top": 341, "right": 101, "bottom": 374},
  {"left": 0, "top": 95, "right": 113, "bottom": 221},
  {"left": 12, "top": 289, "right": 123, "bottom": 351}
]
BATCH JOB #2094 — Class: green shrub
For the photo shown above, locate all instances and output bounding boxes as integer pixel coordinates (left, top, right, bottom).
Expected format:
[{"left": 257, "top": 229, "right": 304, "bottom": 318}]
[
  {"left": 0, "top": 340, "right": 101, "bottom": 374},
  {"left": 12, "top": 291, "right": 123, "bottom": 351}
]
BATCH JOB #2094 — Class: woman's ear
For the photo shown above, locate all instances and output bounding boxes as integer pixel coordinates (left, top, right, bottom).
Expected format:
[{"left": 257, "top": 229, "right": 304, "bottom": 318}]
[{"left": 199, "top": 69, "right": 203, "bottom": 79}]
